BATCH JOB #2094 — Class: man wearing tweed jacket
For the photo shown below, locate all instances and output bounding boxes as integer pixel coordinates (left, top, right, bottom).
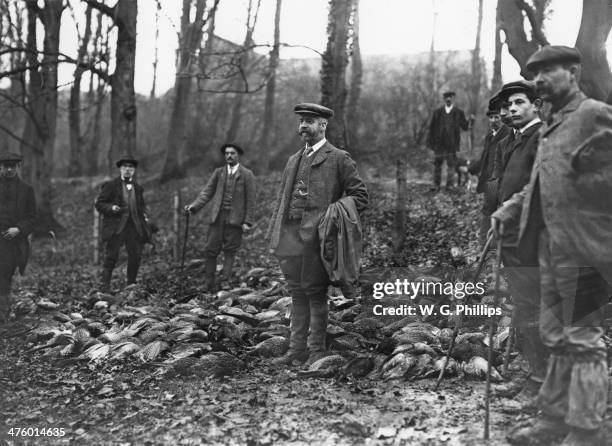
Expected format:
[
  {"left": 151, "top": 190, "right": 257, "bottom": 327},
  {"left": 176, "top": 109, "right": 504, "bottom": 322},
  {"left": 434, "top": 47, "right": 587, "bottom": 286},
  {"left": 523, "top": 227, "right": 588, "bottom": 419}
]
[{"left": 268, "top": 103, "right": 368, "bottom": 367}]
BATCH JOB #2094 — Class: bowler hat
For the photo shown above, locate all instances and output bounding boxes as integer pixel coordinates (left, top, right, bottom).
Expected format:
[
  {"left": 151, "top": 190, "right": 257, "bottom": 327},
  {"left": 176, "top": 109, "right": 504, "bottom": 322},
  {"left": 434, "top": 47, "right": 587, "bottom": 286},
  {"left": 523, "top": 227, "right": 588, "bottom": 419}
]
[
  {"left": 526, "top": 45, "right": 581, "bottom": 72},
  {"left": 442, "top": 91, "right": 456, "bottom": 98},
  {"left": 116, "top": 155, "right": 138, "bottom": 167},
  {"left": 0, "top": 151, "right": 23, "bottom": 163},
  {"left": 498, "top": 80, "right": 538, "bottom": 101},
  {"left": 294, "top": 103, "right": 334, "bottom": 119},
  {"left": 219, "top": 143, "right": 244, "bottom": 155},
  {"left": 486, "top": 94, "right": 501, "bottom": 116}
]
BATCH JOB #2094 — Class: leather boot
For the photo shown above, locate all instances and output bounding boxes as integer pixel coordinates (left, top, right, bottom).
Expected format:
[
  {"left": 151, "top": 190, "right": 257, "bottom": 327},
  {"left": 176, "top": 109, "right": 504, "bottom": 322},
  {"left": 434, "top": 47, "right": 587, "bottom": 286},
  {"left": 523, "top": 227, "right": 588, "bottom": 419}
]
[
  {"left": 272, "top": 293, "right": 309, "bottom": 367},
  {"left": 507, "top": 415, "right": 568, "bottom": 444},
  {"left": 221, "top": 253, "right": 235, "bottom": 283},
  {"left": 307, "top": 294, "right": 329, "bottom": 355},
  {"left": 203, "top": 257, "right": 217, "bottom": 292},
  {"left": 0, "top": 292, "right": 10, "bottom": 323}
]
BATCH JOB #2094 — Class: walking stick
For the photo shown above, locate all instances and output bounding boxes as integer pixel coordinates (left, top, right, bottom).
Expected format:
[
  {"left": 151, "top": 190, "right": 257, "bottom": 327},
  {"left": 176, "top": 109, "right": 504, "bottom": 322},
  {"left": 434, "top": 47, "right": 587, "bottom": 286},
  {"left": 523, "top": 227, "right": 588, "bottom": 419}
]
[
  {"left": 181, "top": 212, "right": 190, "bottom": 272},
  {"left": 434, "top": 232, "right": 495, "bottom": 390},
  {"left": 484, "top": 226, "right": 504, "bottom": 440}
]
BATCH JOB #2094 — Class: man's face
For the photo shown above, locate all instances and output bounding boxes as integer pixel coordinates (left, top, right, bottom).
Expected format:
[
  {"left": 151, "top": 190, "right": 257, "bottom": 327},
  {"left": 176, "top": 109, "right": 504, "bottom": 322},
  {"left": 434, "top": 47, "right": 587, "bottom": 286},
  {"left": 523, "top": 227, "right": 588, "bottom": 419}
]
[
  {"left": 488, "top": 113, "right": 502, "bottom": 131},
  {"left": 499, "top": 103, "right": 512, "bottom": 126},
  {"left": 224, "top": 147, "right": 239, "bottom": 166},
  {"left": 444, "top": 95, "right": 455, "bottom": 106},
  {"left": 0, "top": 162, "right": 18, "bottom": 178},
  {"left": 119, "top": 163, "right": 136, "bottom": 179},
  {"left": 534, "top": 63, "right": 573, "bottom": 104},
  {"left": 507, "top": 92, "right": 538, "bottom": 128},
  {"left": 298, "top": 116, "right": 326, "bottom": 145}
]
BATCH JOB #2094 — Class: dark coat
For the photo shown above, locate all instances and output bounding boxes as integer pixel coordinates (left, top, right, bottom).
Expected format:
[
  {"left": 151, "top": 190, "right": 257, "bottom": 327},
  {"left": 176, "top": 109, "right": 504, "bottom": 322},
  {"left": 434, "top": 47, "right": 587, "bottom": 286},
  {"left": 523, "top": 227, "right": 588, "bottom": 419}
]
[
  {"left": 0, "top": 178, "right": 36, "bottom": 274},
  {"left": 267, "top": 141, "right": 368, "bottom": 251},
  {"left": 475, "top": 125, "right": 511, "bottom": 193},
  {"left": 427, "top": 106, "right": 469, "bottom": 153},
  {"left": 493, "top": 92, "right": 612, "bottom": 284},
  {"left": 95, "top": 177, "right": 148, "bottom": 242},
  {"left": 189, "top": 164, "right": 256, "bottom": 226}
]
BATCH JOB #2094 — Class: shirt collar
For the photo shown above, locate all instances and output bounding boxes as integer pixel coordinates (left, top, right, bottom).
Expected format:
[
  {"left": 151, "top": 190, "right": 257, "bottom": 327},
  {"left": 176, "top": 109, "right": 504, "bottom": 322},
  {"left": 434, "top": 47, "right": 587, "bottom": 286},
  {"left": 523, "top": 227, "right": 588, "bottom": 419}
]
[
  {"left": 306, "top": 138, "right": 326, "bottom": 155},
  {"left": 227, "top": 163, "right": 240, "bottom": 174},
  {"left": 444, "top": 104, "right": 454, "bottom": 113},
  {"left": 518, "top": 117, "right": 541, "bottom": 134}
]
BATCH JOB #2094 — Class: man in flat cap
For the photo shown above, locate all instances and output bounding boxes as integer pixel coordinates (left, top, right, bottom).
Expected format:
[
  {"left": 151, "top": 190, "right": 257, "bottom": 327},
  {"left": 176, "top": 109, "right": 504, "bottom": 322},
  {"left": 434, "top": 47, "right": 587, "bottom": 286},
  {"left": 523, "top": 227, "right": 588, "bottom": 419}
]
[
  {"left": 268, "top": 103, "right": 368, "bottom": 367},
  {"left": 471, "top": 94, "right": 511, "bottom": 246},
  {"left": 185, "top": 144, "right": 256, "bottom": 291},
  {"left": 427, "top": 91, "right": 472, "bottom": 192},
  {"left": 95, "top": 155, "right": 151, "bottom": 291},
  {"left": 490, "top": 80, "right": 549, "bottom": 407},
  {"left": 0, "top": 152, "right": 36, "bottom": 323},
  {"left": 492, "top": 46, "right": 612, "bottom": 445}
]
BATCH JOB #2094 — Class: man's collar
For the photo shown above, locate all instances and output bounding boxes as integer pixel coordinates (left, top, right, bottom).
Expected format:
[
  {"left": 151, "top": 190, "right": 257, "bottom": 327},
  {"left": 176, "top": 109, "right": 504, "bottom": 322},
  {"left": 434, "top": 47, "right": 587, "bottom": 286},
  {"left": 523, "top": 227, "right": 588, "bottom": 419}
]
[
  {"left": 518, "top": 117, "right": 541, "bottom": 133},
  {"left": 227, "top": 163, "right": 240, "bottom": 174},
  {"left": 444, "top": 104, "right": 454, "bottom": 113},
  {"left": 306, "top": 138, "right": 326, "bottom": 154}
]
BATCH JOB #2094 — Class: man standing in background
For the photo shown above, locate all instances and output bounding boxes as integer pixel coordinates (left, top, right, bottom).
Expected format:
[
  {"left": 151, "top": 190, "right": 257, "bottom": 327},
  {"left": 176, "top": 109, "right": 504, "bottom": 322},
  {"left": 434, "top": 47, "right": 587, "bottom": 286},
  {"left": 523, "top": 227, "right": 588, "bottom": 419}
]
[
  {"left": 0, "top": 152, "right": 36, "bottom": 323},
  {"left": 427, "top": 91, "right": 472, "bottom": 192}
]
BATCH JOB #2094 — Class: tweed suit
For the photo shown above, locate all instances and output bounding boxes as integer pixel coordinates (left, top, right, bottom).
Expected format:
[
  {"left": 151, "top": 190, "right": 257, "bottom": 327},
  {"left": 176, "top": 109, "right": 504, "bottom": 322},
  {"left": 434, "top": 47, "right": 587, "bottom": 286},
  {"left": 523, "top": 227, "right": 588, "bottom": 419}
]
[
  {"left": 268, "top": 141, "right": 368, "bottom": 354},
  {"left": 493, "top": 92, "right": 612, "bottom": 430}
]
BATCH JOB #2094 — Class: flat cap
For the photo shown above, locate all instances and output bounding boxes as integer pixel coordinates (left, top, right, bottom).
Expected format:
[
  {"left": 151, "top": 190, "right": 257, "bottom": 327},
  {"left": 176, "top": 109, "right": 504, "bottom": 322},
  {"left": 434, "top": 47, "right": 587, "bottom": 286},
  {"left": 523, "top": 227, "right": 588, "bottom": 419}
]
[
  {"left": 442, "top": 91, "right": 456, "bottom": 98},
  {"left": 486, "top": 94, "right": 501, "bottom": 115},
  {"left": 498, "top": 80, "right": 537, "bottom": 101},
  {"left": 219, "top": 143, "right": 244, "bottom": 155},
  {"left": 116, "top": 154, "right": 138, "bottom": 167},
  {"left": 0, "top": 151, "right": 23, "bottom": 163},
  {"left": 294, "top": 103, "right": 334, "bottom": 119},
  {"left": 526, "top": 45, "right": 581, "bottom": 72}
]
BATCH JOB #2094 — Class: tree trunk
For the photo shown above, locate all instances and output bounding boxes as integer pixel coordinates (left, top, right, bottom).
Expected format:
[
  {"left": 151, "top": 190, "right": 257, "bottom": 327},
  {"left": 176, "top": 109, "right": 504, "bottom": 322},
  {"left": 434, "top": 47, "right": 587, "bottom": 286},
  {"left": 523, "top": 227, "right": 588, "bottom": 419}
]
[
  {"left": 491, "top": 0, "right": 503, "bottom": 92},
  {"left": 68, "top": 5, "right": 93, "bottom": 177},
  {"left": 575, "top": 0, "right": 612, "bottom": 101},
  {"left": 468, "top": 0, "right": 483, "bottom": 155},
  {"left": 225, "top": 0, "right": 262, "bottom": 144},
  {"left": 257, "top": 0, "right": 282, "bottom": 173},
  {"left": 108, "top": 0, "right": 137, "bottom": 172},
  {"left": 393, "top": 155, "right": 407, "bottom": 256},
  {"left": 497, "top": 0, "right": 539, "bottom": 79},
  {"left": 320, "top": 0, "right": 354, "bottom": 149},
  {"left": 345, "top": 0, "right": 361, "bottom": 153},
  {"left": 150, "top": 0, "right": 161, "bottom": 100},
  {"left": 160, "top": 0, "right": 209, "bottom": 182},
  {"left": 20, "top": 0, "right": 63, "bottom": 233}
]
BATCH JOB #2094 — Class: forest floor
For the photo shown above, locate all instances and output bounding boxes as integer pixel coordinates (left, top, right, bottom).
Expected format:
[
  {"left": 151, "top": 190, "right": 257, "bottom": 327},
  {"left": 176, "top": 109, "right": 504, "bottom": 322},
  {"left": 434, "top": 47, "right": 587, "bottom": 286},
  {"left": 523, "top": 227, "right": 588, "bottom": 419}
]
[{"left": 1, "top": 175, "right": 610, "bottom": 445}]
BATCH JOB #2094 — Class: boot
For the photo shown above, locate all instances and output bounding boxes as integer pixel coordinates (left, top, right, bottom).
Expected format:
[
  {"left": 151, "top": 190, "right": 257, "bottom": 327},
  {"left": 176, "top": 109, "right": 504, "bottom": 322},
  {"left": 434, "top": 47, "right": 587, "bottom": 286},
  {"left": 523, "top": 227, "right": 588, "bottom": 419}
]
[
  {"left": 0, "top": 292, "right": 10, "bottom": 324},
  {"left": 307, "top": 294, "right": 329, "bottom": 360},
  {"left": 99, "top": 268, "right": 112, "bottom": 292},
  {"left": 273, "top": 294, "right": 310, "bottom": 367},
  {"left": 203, "top": 257, "right": 217, "bottom": 293},
  {"left": 220, "top": 253, "right": 235, "bottom": 285},
  {"left": 560, "top": 428, "right": 602, "bottom": 446},
  {"left": 507, "top": 415, "right": 568, "bottom": 445}
]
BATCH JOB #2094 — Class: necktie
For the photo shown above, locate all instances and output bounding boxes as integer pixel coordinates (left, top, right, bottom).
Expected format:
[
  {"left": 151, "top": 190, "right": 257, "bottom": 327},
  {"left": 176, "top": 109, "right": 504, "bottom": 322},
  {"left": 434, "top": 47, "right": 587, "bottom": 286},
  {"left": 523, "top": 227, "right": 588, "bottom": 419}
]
[{"left": 305, "top": 146, "right": 313, "bottom": 157}]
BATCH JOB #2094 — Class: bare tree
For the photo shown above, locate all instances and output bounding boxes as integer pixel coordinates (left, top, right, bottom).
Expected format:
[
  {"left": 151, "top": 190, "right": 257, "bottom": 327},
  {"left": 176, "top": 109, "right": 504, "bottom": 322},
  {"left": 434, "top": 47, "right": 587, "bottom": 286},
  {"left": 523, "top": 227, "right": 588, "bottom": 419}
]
[
  {"left": 67, "top": 3, "right": 93, "bottom": 177},
  {"left": 160, "top": 0, "right": 218, "bottom": 182},
  {"left": 225, "top": 0, "right": 262, "bottom": 143},
  {"left": 257, "top": 0, "right": 282, "bottom": 172},
  {"left": 150, "top": 0, "right": 161, "bottom": 100},
  {"left": 85, "top": 0, "right": 137, "bottom": 172},
  {"left": 491, "top": 0, "right": 503, "bottom": 92},
  {"left": 467, "top": 0, "right": 484, "bottom": 154},
  {"left": 575, "top": 0, "right": 612, "bottom": 101},
  {"left": 345, "top": 0, "right": 361, "bottom": 153},
  {"left": 320, "top": 0, "right": 354, "bottom": 149}
]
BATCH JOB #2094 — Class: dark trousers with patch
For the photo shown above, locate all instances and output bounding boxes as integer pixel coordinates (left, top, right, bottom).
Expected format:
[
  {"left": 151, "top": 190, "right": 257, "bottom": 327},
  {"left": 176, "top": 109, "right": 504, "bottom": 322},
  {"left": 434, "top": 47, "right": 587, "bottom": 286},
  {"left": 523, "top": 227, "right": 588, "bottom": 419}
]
[
  {"left": 103, "top": 220, "right": 143, "bottom": 285},
  {"left": 433, "top": 152, "right": 457, "bottom": 187},
  {"left": 536, "top": 229, "right": 608, "bottom": 430},
  {"left": 0, "top": 240, "right": 17, "bottom": 318},
  {"left": 276, "top": 221, "right": 329, "bottom": 354},
  {"left": 203, "top": 210, "right": 243, "bottom": 259}
]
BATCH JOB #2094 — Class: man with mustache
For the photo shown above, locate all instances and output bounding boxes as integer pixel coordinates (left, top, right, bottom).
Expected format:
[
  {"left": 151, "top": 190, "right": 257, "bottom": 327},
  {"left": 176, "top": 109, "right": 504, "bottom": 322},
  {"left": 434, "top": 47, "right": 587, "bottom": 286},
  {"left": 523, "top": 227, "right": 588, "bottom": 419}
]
[
  {"left": 96, "top": 155, "right": 150, "bottom": 291},
  {"left": 492, "top": 46, "right": 612, "bottom": 445},
  {"left": 185, "top": 144, "right": 256, "bottom": 292},
  {"left": 427, "top": 91, "right": 472, "bottom": 192},
  {"left": 268, "top": 103, "right": 368, "bottom": 367},
  {"left": 0, "top": 152, "right": 36, "bottom": 323}
]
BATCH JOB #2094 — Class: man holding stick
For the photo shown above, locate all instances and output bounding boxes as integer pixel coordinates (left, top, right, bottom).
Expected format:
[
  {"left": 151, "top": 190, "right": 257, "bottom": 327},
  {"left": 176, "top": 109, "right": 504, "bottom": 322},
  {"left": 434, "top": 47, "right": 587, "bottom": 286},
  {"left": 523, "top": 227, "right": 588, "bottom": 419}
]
[
  {"left": 492, "top": 46, "right": 611, "bottom": 446},
  {"left": 185, "top": 144, "right": 256, "bottom": 292}
]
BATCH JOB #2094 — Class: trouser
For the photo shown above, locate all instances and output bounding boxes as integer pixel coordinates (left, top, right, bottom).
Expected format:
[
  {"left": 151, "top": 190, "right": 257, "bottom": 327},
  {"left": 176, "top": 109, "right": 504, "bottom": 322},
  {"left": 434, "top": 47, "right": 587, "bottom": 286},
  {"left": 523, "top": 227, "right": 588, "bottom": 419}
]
[
  {"left": 433, "top": 152, "right": 457, "bottom": 187},
  {"left": 203, "top": 210, "right": 243, "bottom": 279},
  {"left": 536, "top": 229, "right": 608, "bottom": 430},
  {"left": 0, "top": 240, "right": 17, "bottom": 320},
  {"left": 276, "top": 221, "right": 330, "bottom": 353},
  {"left": 103, "top": 220, "right": 144, "bottom": 285},
  {"left": 501, "top": 247, "right": 548, "bottom": 381}
]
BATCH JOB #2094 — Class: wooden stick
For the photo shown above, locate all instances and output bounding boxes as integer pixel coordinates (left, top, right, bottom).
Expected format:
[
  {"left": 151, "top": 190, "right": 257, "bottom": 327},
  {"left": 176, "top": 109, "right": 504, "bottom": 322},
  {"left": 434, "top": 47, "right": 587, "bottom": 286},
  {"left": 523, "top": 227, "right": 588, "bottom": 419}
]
[
  {"left": 484, "top": 231, "right": 504, "bottom": 440},
  {"left": 173, "top": 190, "right": 181, "bottom": 262},
  {"left": 93, "top": 204, "right": 100, "bottom": 264},
  {"left": 502, "top": 324, "right": 514, "bottom": 377}
]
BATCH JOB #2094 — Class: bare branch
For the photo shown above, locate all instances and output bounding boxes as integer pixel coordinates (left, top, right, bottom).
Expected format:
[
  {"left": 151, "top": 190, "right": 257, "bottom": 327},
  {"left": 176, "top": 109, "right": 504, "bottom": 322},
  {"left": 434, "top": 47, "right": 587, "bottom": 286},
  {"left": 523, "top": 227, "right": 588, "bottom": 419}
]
[
  {"left": 82, "top": 0, "right": 114, "bottom": 18},
  {"left": 515, "top": 0, "right": 550, "bottom": 46}
]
